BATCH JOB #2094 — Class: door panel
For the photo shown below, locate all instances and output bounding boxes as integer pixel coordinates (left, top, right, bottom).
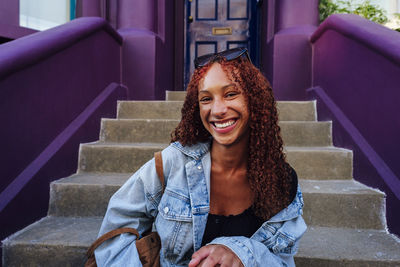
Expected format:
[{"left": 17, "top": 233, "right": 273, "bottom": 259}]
[
  {"left": 185, "top": 0, "right": 251, "bottom": 86},
  {"left": 228, "top": 0, "right": 248, "bottom": 19},
  {"left": 196, "top": 42, "right": 218, "bottom": 58},
  {"left": 227, "top": 40, "right": 248, "bottom": 50},
  {"left": 197, "top": 0, "right": 218, "bottom": 19}
]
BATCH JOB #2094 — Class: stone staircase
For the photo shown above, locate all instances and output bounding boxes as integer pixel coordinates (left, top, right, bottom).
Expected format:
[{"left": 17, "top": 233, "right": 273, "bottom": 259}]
[{"left": 2, "top": 91, "right": 400, "bottom": 266}]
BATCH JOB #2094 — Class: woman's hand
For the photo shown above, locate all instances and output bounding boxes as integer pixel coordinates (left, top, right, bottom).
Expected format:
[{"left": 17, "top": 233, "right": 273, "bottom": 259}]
[{"left": 189, "top": 244, "right": 244, "bottom": 267}]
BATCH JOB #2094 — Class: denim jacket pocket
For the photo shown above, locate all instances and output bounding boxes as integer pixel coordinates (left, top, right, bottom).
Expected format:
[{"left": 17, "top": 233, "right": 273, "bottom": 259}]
[{"left": 156, "top": 188, "right": 194, "bottom": 263}]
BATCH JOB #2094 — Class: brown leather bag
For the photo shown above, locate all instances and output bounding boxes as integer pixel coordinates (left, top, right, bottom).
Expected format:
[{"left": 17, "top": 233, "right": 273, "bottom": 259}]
[{"left": 85, "top": 151, "right": 164, "bottom": 267}]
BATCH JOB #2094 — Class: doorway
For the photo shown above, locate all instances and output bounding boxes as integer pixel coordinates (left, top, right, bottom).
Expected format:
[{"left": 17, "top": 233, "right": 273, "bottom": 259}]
[{"left": 184, "top": 0, "right": 261, "bottom": 88}]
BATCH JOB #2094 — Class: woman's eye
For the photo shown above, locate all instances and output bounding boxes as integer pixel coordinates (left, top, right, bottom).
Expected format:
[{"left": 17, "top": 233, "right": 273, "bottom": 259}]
[
  {"left": 226, "top": 92, "right": 239, "bottom": 98},
  {"left": 199, "top": 97, "right": 211, "bottom": 102}
]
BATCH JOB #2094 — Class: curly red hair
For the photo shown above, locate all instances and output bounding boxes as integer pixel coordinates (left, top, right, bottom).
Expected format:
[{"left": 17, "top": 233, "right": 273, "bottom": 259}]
[{"left": 171, "top": 57, "right": 293, "bottom": 220}]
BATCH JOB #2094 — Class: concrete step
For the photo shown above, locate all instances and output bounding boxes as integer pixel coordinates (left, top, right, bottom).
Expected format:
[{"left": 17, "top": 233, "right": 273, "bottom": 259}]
[
  {"left": 78, "top": 142, "right": 167, "bottom": 174},
  {"left": 300, "top": 180, "right": 385, "bottom": 229},
  {"left": 48, "top": 173, "right": 130, "bottom": 217},
  {"left": 117, "top": 100, "right": 317, "bottom": 121},
  {"left": 296, "top": 226, "right": 400, "bottom": 267},
  {"left": 4, "top": 217, "right": 399, "bottom": 266},
  {"left": 2, "top": 216, "right": 102, "bottom": 266},
  {"left": 78, "top": 142, "right": 353, "bottom": 179},
  {"left": 118, "top": 101, "right": 183, "bottom": 120},
  {"left": 49, "top": 174, "right": 384, "bottom": 230},
  {"left": 166, "top": 90, "right": 186, "bottom": 101},
  {"left": 285, "top": 146, "right": 352, "bottom": 180},
  {"left": 100, "top": 119, "right": 332, "bottom": 147}
]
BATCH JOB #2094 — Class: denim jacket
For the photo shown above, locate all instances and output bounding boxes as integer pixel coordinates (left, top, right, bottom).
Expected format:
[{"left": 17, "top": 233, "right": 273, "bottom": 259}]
[{"left": 95, "top": 141, "right": 307, "bottom": 267}]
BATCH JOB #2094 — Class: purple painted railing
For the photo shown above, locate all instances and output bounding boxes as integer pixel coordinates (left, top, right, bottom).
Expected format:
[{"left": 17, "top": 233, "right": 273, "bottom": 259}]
[
  {"left": 0, "top": 17, "right": 126, "bottom": 248},
  {"left": 309, "top": 14, "right": 400, "bottom": 236}
]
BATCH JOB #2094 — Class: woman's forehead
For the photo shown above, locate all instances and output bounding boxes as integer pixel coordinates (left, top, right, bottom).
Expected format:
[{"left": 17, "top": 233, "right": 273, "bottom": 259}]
[{"left": 199, "top": 63, "right": 238, "bottom": 91}]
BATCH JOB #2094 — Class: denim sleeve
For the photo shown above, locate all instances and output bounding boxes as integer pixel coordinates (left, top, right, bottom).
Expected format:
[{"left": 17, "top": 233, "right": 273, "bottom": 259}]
[
  {"left": 94, "top": 158, "right": 163, "bottom": 267},
  {"left": 209, "top": 214, "right": 307, "bottom": 267}
]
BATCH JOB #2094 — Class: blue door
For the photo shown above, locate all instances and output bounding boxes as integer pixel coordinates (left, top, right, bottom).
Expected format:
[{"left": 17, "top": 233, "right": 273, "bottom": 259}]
[{"left": 184, "top": 0, "right": 260, "bottom": 86}]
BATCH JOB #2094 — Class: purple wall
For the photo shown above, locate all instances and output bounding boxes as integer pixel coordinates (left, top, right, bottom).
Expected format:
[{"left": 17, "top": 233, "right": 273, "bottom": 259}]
[
  {"left": 174, "top": 0, "right": 184, "bottom": 91},
  {"left": 76, "top": 0, "right": 102, "bottom": 17},
  {"left": 0, "top": 0, "right": 18, "bottom": 26},
  {"left": 260, "top": 0, "right": 273, "bottom": 80},
  {"left": 276, "top": 0, "right": 319, "bottom": 31},
  {"left": 118, "top": 0, "right": 156, "bottom": 31},
  {"left": 119, "top": 0, "right": 174, "bottom": 100},
  {"left": 0, "top": 0, "right": 37, "bottom": 41},
  {"left": 0, "top": 17, "right": 126, "bottom": 252},
  {"left": 77, "top": 0, "right": 176, "bottom": 99},
  {"left": 262, "top": 0, "right": 319, "bottom": 100},
  {"left": 310, "top": 14, "right": 400, "bottom": 236}
]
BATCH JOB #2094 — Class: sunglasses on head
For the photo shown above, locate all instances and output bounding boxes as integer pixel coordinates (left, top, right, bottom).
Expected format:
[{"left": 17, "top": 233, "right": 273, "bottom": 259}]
[{"left": 194, "top": 47, "right": 251, "bottom": 69}]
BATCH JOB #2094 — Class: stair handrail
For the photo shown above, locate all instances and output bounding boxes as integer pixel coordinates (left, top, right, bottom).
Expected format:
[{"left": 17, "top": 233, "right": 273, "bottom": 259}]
[
  {"left": 310, "top": 14, "right": 400, "bottom": 66},
  {"left": 0, "top": 17, "right": 122, "bottom": 79}
]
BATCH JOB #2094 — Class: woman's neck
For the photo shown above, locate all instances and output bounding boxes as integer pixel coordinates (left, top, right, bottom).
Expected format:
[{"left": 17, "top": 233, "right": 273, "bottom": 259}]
[
  {"left": 209, "top": 138, "right": 252, "bottom": 215},
  {"left": 210, "top": 138, "right": 248, "bottom": 172}
]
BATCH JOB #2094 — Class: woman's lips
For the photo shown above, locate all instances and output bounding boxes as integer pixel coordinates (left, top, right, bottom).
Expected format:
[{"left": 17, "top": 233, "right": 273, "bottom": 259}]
[{"left": 211, "top": 119, "right": 238, "bottom": 134}]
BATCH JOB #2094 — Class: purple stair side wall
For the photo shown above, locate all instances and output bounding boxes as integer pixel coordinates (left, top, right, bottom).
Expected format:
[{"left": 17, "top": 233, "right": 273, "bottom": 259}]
[
  {"left": 0, "top": 17, "right": 126, "bottom": 256},
  {"left": 310, "top": 14, "right": 400, "bottom": 236}
]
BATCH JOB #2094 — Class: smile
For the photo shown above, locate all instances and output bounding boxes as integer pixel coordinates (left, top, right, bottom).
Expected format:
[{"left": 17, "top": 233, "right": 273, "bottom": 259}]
[
  {"left": 213, "top": 119, "right": 236, "bottom": 129},
  {"left": 211, "top": 119, "right": 238, "bottom": 134}
]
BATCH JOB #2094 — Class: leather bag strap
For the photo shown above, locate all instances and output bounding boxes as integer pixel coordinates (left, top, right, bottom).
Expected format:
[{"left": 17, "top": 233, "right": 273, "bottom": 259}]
[
  {"left": 154, "top": 151, "right": 165, "bottom": 193},
  {"left": 86, "top": 227, "right": 139, "bottom": 257}
]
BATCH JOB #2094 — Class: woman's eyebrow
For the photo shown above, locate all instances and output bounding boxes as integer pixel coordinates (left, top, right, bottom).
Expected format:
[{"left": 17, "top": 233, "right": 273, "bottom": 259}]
[
  {"left": 222, "top": 83, "right": 236, "bottom": 89},
  {"left": 199, "top": 83, "right": 237, "bottom": 94}
]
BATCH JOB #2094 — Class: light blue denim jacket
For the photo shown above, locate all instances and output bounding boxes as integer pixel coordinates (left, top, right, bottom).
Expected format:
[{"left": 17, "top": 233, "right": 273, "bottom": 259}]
[{"left": 95, "top": 141, "right": 307, "bottom": 267}]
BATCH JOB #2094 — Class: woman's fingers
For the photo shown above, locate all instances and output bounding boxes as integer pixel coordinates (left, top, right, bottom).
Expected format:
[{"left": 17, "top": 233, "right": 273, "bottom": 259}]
[
  {"left": 189, "top": 246, "right": 212, "bottom": 267},
  {"left": 190, "top": 245, "right": 243, "bottom": 267}
]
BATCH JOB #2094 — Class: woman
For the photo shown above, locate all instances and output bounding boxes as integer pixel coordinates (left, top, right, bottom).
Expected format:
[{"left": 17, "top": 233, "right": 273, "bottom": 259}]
[{"left": 95, "top": 47, "right": 307, "bottom": 266}]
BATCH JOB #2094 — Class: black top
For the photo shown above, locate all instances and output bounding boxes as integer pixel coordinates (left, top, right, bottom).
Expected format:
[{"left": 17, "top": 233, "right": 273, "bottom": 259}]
[
  {"left": 201, "top": 207, "right": 264, "bottom": 246},
  {"left": 201, "top": 166, "right": 298, "bottom": 246}
]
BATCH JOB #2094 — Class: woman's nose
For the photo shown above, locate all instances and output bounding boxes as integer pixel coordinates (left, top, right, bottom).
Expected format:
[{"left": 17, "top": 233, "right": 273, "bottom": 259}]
[{"left": 211, "top": 98, "right": 228, "bottom": 117}]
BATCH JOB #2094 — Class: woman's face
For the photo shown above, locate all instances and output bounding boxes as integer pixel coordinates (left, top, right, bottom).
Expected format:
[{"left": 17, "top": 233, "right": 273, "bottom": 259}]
[{"left": 198, "top": 63, "right": 250, "bottom": 147}]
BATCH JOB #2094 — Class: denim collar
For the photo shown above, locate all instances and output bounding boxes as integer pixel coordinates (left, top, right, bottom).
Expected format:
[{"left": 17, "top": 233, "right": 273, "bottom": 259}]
[{"left": 171, "top": 141, "right": 211, "bottom": 160}]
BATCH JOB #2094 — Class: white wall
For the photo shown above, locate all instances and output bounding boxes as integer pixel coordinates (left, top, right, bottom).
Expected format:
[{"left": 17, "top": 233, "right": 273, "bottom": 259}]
[{"left": 20, "top": 0, "right": 70, "bottom": 31}]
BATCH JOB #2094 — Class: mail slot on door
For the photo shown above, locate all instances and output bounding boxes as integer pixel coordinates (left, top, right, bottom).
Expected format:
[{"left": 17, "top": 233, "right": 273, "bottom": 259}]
[{"left": 212, "top": 27, "right": 232, "bottom": 35}]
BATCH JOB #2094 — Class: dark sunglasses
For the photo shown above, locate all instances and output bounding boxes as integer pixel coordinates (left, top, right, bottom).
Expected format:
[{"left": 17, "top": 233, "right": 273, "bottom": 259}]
[{"left": 194, "top": 47, "right": 251, "bottom": 69}]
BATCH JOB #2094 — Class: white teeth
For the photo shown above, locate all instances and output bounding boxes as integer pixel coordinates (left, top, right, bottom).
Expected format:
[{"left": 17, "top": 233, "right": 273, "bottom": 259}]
[{"left": 214, "top": 120, "right": 235, "bottom": 128}]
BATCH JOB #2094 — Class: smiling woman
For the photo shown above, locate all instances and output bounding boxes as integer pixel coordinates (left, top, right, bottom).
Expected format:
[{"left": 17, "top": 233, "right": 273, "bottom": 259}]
[{"left": 95, "top": 48, "right": 307, "bottom": 267}]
